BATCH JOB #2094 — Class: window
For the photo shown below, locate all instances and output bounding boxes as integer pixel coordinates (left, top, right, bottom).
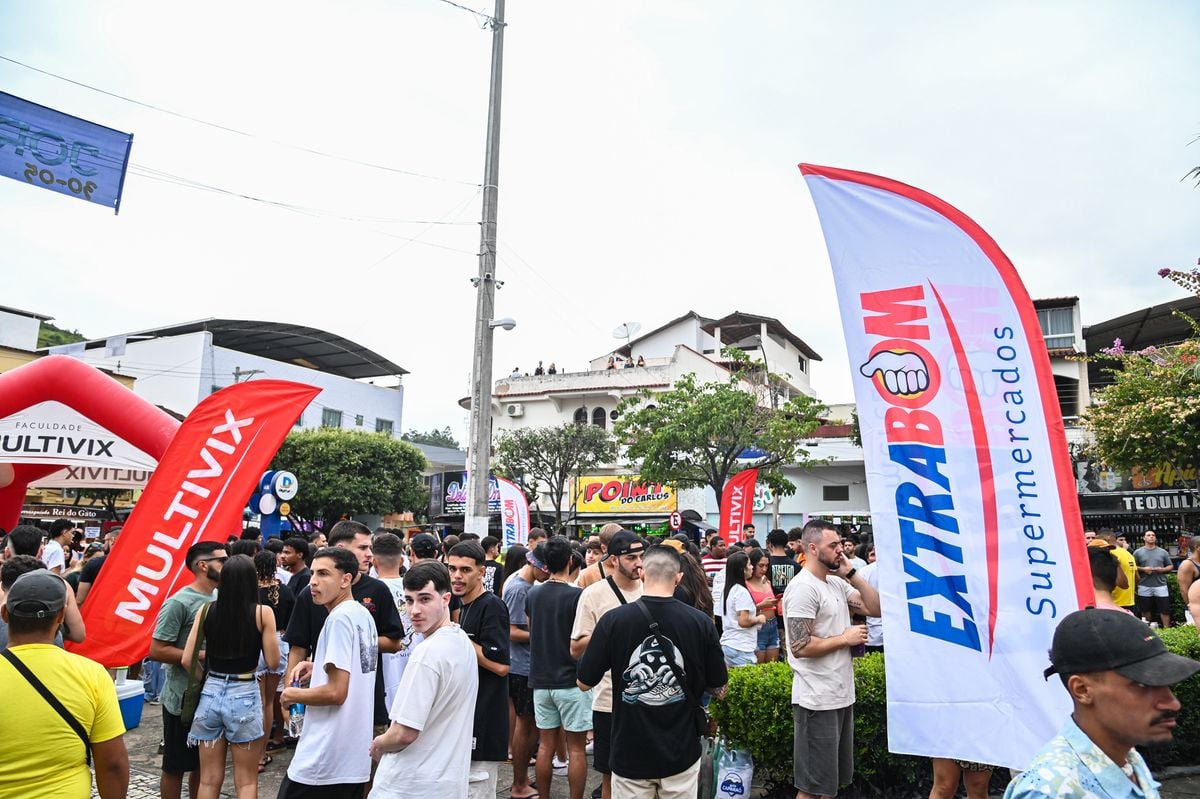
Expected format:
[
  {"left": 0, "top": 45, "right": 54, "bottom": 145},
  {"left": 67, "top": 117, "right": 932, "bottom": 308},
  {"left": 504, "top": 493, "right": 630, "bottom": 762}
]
[
  {"left": 294, "top": 413, "right": 304, "bottom": 427},
  {"left": 376, "top": 418, "right": 394, "bottom": 435},
  {"left": 797, "top": 356, "right": 806, "bottom": 373},
  {"left": 1036, "top": 307, "right": 1074, "bottom": 349},
  {"left": 592, "top": 406, "right": 607, "bottom": 430},
  {"left": 573, "top": 408, "right": 588, "bottom": 426},
  {"left": 822, "top": 485, "right": 850, "bottom": 502},
  {"left": 321, "top": 408, "right": 343, "bottom": 428},
  {"left": 355, "top": 414, "right": 364, "bottom": 427}
]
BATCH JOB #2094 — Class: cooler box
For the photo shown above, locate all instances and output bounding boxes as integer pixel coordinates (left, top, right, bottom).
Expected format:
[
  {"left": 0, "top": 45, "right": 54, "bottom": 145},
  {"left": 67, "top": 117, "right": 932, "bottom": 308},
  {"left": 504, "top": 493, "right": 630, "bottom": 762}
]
[{"left": 116, "top": 680, "right": 145, "bottom": 730}]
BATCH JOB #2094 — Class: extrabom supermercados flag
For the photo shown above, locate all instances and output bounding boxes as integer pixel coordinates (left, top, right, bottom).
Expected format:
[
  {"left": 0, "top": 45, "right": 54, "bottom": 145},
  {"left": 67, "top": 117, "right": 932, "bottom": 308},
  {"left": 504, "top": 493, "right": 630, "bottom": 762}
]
[
  {"left": 801, "top": 163, "right": 1092, "bottom": 769},
  {"left": 496, "top": 475, "right": 531, "bottom": 548}
]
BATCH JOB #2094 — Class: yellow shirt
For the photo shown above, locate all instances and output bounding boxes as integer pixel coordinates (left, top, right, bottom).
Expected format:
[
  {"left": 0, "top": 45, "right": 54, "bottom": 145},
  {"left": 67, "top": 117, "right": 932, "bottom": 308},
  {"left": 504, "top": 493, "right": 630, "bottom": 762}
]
[
  {"left": 1112, "top": 547, "right": 1137, "bottom": 607},
  {"left": 0, "top": 643, "right": 126, "bottom": 798}
]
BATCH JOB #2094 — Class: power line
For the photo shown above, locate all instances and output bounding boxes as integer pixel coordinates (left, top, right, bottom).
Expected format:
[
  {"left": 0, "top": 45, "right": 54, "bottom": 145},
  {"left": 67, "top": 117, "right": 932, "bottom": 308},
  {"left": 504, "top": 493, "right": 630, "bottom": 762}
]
[
  {"left": 0, "top": 54, "right": 480, "bottom": 186},
  {"left": 433, "top": 0, "right": 497, "bottom": 26},
  {"left": 125, "top": 162, "right": 476, "bottom": 227}
]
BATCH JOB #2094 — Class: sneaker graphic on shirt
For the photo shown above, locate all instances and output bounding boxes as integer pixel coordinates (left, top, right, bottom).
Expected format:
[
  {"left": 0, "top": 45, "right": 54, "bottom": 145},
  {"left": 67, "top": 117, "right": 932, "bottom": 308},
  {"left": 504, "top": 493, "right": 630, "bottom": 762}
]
[{"left": 621, "top": 635, "right": 685, "bottom": 707}]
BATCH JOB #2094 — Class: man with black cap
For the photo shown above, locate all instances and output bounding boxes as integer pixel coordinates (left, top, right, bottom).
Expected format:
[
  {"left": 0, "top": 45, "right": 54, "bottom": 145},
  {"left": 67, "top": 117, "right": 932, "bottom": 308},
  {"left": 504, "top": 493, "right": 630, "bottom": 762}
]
[
  {"left": 0, "top": 570, "right": 129, "bottom": 797},
  {"left": 1004, "top": 607, "right": 1200, "bottom": 798},
  {"left": 409, "top": 532, "right": 442, "bottom": 565},
  {"left": 571, "top": 530, "right": 644, "bottom": 799}
]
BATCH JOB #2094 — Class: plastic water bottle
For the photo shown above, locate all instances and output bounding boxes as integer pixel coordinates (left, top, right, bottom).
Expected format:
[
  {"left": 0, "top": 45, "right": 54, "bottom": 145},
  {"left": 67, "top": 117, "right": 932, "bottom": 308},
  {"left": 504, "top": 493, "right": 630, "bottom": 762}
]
[{"left": 287, "top": 677, "right": 305, "bottom": 737}]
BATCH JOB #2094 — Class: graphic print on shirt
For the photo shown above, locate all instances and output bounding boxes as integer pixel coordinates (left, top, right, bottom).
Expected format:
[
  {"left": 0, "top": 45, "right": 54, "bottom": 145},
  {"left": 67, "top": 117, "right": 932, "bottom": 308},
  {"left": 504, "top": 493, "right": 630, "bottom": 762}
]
[
  {"left": 621, "top": 634, "right": 685, "bottom": 706},
  {"left": 357, "top": 625, "right": 379, "bottom": 674}
]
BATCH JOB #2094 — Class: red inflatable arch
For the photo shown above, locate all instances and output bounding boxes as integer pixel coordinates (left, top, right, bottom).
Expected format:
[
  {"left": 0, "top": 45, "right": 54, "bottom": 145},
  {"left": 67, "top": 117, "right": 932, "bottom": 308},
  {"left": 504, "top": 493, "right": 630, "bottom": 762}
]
[{"left": 0, "top": 355, "right": 180, "bottom": 530}]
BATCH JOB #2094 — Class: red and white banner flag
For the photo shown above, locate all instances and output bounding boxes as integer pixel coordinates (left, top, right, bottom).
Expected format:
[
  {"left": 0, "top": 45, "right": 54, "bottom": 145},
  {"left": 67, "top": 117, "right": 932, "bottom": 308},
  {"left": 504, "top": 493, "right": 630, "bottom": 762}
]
[
  {"left": 69, "top": 380, "right": 320, "bottom": 667},
  {"left": 495, "top": 476, "right": 530, "bottom": 548},
  {"left": 801, "top": 164, "right": 1091, "bottom": 769},
  {"left": 718, "top": 468, "right": 758, "bottom": 544}
]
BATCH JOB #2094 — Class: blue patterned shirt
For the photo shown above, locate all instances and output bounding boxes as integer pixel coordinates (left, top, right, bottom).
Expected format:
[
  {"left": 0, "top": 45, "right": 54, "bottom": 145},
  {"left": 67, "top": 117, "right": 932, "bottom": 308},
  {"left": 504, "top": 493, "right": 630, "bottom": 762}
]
[{"left": 1004, "top": 717, "right": 1160, "bottom": 798}]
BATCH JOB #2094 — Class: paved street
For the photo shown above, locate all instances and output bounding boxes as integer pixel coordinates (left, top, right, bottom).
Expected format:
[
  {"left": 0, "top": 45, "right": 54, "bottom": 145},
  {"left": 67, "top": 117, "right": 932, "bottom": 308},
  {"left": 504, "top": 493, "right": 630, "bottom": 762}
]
[{"left": 100, "top": 702, "right": 1200, "bottom": 798}]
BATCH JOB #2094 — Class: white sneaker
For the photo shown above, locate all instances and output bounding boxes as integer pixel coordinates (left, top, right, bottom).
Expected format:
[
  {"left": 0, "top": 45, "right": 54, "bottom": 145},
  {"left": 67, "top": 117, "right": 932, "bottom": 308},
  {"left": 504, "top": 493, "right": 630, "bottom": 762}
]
[
  {"left": 553, "top": 756, "right": 568, "bottom": 774},
  {"left": 585, "top": 740, "right": 594, "bottom": 754}
]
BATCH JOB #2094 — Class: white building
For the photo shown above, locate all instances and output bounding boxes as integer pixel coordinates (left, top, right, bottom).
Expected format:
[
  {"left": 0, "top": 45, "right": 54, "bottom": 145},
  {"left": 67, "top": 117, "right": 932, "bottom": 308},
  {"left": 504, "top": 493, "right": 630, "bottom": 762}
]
[
  {"left": 60, "top": 318, "right": 408, "bottom": 436},
  {"left": 477, "top": 309, "right": 836, "bottom": 532}
]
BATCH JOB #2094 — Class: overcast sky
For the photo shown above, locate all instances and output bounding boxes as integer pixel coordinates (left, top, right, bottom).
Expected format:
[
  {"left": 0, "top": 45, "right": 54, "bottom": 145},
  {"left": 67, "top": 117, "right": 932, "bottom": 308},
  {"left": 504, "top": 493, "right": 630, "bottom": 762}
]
[{"left": 3, "top": 1, "right": 1197, "bottom": 442}]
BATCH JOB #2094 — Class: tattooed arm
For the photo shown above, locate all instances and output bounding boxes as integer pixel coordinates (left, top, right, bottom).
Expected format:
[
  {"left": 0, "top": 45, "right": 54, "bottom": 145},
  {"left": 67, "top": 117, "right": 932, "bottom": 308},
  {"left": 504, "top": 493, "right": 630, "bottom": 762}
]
[{"left": 786, "top": 616, "right": 863, "bottom": 658}]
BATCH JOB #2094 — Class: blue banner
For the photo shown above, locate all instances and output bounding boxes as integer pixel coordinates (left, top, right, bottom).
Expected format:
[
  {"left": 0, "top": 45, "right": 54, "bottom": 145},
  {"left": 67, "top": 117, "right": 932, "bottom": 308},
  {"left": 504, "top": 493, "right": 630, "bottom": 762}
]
[{"left": 0, "top": 91, "right": 133, "bottom": 213}]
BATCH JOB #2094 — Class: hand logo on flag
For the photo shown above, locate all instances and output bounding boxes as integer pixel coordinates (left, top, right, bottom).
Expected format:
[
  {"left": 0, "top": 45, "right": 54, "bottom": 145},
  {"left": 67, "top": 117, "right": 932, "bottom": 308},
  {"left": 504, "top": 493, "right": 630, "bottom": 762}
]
[{"left": 860, "top": 349, "right": 931, "bottom": 396}]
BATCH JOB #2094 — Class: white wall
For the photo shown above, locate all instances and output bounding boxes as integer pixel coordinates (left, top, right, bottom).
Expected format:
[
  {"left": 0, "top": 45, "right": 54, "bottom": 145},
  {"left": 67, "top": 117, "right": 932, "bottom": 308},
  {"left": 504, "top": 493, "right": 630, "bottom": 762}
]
[
  {"left": 78, "top": 333, "right": 405, "bottom": 434},
  {"left": 210, "top": 346, "right": 404, "bottom": 434},
  {"left": 79, "top": 332, "right": 211, "bottom": 414},
  {"left": 0, "top": 310, "right": 42, "bottom": 351}
]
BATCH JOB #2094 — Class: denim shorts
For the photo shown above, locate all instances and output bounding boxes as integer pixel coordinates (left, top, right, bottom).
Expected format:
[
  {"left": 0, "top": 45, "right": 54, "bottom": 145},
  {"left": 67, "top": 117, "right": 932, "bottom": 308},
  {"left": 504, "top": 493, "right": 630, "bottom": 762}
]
[
  {"left": 257, "top": 634, "right": 288, "bottom": 677},
  {"left": 756, "top": 621, "right": 780, "bottom": 651},
  {"left": 722, "top": 645, "right": 756, "bottom": 667},
  {"left": 188, "top": 676, "right": 263, "bottom": 745}
]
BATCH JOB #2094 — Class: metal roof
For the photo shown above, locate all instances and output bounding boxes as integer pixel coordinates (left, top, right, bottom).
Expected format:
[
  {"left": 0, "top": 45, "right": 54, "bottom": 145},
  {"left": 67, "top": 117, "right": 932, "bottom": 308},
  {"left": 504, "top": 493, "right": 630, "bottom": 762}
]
[
  {"left": 74, "top": 318, "right": 408, "bottom": 379},
  {"left": 0, "top": 304, "right": 53, "bottom": 321}
]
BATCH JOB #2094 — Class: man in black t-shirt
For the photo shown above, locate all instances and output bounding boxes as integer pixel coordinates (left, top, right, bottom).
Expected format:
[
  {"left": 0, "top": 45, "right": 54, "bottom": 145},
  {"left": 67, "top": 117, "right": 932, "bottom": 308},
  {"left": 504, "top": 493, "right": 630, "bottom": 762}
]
[
  {"left": 480, "top": 535, "right": 505, "bottom": 596},
  {"left": 448, "top": 540, "right": 511, "bottom": 799},
  {"left": 280, "top": 536, "right": 312, "bottom": 596},
  {"left": 578, "top": 545, "right": 728, "bottom": 796},
  {"left": 283, "top": 521, "right": 404, "bottom": 727},
  {"left": 766, "top": 528, "right": 798, "bottom": 646},
  {"left": 527, "top": 537, "right": 589, "bottom": 799},
  {"left": 74, "top": 526, "right": 121, "bottom": 604}
]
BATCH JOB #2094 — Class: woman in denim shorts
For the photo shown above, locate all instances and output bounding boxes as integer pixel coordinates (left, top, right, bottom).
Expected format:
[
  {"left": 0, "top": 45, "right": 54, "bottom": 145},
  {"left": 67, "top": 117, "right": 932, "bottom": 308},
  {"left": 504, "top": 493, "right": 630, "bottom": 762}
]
[
  {"left": 254, "top": 551, "right": 295, "bottom": 764},
  {"left": 746, "top": 549, "right": 780, "bottom": 662},
  {"left": 183, "top": 554, "right": 280, "bottom": 799}
]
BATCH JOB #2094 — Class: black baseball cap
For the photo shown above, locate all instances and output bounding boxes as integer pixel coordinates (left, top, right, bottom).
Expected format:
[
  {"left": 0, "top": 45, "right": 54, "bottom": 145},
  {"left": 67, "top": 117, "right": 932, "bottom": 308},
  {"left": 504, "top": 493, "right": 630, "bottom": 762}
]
[
  {"left": 6, "top": 571, "right": 67, "bottom": 618},
  {"left": 1044, "top": 608, "right": 1200, "bottom": 686},
  {"left": 409, "top": 533, "right": 441, "bottom": 559},
  {"left": 607, "top": 531, "right": 645, "bottom": 557}
]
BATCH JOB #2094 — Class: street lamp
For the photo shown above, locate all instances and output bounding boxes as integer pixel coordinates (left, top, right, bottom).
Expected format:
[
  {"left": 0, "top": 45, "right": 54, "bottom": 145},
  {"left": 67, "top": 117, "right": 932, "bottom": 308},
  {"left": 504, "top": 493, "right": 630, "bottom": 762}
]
[{"left": 465, "top": 316, "right": 517, "bottom": 537}]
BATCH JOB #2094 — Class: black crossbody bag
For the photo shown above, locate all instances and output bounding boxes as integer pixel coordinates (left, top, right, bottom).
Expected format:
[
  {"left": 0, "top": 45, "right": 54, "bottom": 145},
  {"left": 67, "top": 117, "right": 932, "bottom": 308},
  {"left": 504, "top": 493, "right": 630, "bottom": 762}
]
[
  {"left": 1, "top": 649, "right": 92, "bottom": 766},
  {"left": 632, "top": 599, "right": 710, "bottom": 738}
]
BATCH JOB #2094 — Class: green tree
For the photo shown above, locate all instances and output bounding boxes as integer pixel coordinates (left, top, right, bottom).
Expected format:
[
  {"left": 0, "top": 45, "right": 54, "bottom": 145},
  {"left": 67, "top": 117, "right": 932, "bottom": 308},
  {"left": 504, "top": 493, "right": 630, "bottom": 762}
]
[
  {"left": 1082, "top": 266, "right": 1200, "bottom": 497},
  {"left": 494, "top": 424, "right": 617, "bottom": 530},
  {"left": 271, "top": 429, "right": 427, "bottom": 528},
  {"left": 37, "top": 321, "right": 87, "bottom": 349},
  {"left": 401, "top": 426, "right": 461, "bottom": 449},
  {"left": 72, "top": 488, "right": 131, "bottom": 521},
  {"left": 613, "top": 352, "right": 827, "bottom": 511}
]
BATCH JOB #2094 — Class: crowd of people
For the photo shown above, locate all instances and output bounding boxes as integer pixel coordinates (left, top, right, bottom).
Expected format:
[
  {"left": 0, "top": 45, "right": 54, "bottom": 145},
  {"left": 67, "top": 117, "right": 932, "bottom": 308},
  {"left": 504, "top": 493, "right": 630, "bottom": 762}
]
[{"left": 0, "top": 517, "right": 1197, "bottom": 798}]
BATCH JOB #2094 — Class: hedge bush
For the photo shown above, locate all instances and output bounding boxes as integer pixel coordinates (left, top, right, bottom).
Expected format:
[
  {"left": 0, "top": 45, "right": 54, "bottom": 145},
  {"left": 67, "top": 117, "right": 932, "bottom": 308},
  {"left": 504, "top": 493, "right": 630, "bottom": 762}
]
[{"left": 711, "top": 630, "right": 1200, "bottom": 795}]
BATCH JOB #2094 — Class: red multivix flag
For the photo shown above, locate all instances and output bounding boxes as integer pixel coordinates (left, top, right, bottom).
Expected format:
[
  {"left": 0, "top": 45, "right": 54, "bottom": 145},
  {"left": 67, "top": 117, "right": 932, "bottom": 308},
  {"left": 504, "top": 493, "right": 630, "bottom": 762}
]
[
  {"left": 719, "top": 468, "right": 758, "bottom": 544},
  {"left": 69, "top": 380, "right": 320, "bottom": 667}
]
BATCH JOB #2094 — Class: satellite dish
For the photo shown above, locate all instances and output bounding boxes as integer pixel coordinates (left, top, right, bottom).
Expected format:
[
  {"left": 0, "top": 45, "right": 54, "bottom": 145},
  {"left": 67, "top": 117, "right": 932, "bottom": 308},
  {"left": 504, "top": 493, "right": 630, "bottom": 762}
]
[{"left": 612, "top": 322, "right": 642, "bottom": 341}]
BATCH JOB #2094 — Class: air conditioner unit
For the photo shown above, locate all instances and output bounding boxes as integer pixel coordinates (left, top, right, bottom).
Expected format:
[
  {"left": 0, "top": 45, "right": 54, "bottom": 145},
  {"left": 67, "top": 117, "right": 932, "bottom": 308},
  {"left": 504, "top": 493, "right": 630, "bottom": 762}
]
[{"left": 505, "top": 403, "right": 525, "bottom": 417}]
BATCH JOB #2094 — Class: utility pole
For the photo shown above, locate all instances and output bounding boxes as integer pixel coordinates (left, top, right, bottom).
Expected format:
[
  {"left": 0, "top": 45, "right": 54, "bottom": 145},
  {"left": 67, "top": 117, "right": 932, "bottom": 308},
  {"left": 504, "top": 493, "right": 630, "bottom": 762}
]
[{"left": 464, "top": 0, "right": 506, "bottom": 538}]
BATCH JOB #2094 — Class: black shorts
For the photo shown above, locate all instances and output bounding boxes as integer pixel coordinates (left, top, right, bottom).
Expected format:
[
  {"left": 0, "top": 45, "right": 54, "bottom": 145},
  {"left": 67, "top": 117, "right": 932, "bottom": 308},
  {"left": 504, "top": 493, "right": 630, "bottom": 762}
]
[
  {"left": 161, "top": 708, "right": 199, "bottom": 774},
  {"left": 1139, "top": 594, "right": 1171, "bottom": 616},
  {"left": 277, "top": 776, "right": 366, "bottom": 799},
  {"left": 592, "top": 710, "right": 612, "bottom": 774},
  {"left": 509, "top": 673, "right": 535, "bottom": 718}
]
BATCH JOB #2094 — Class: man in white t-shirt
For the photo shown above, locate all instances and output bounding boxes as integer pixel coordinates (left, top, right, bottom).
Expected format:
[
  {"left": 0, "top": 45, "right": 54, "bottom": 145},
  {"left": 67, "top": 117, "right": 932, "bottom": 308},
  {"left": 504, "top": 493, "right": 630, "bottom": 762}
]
[
  {"left": 42, "top": 520, "right": 74, "bottom": 575},
  {"left": 372, "top": 532, "right": 423, "bottom": 712},
  {"left": 369, "top": 561, "right": 478, "bottom": 799},
  {"left": 280, "top": 547, "right": 380, "bottom": 798},
  {"left": 783, "top": 520, "right": 880, "bottom": 799}
]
